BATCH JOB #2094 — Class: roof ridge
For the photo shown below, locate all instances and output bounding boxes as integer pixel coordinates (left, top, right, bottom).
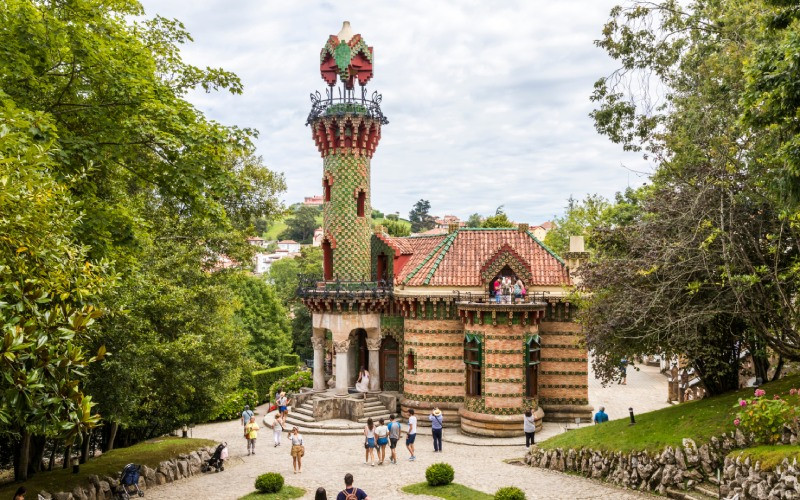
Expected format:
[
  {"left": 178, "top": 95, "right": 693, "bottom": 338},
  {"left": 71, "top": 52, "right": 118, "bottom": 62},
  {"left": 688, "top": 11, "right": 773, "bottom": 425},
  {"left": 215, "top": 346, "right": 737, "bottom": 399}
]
[
  {"left": 524, "top": 230, "right": 566, "bottom": 266},
  {"left": 402, "top": 232, "right": 454, "bottom": 285},
  {"left": 422, "top": 230, "right": 459, "bottom": 285}
]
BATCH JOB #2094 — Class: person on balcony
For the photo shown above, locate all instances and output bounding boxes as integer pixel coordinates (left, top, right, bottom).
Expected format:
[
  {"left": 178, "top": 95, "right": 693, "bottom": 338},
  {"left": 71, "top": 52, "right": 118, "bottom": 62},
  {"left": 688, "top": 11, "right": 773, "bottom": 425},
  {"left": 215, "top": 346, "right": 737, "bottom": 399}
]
[{"left": 355, "top": 367, "right": 370, "bottom": 398}]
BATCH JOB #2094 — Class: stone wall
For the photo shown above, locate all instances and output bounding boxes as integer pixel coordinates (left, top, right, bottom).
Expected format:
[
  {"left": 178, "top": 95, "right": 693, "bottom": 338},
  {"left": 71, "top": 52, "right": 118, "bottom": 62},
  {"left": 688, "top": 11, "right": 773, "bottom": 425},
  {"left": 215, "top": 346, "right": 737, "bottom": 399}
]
[
  {"left": 722, "top": 452, "right": 800, "bottom": 499},
  {"left": 36, "top": 445, "right": 216, "bottom": 500}
]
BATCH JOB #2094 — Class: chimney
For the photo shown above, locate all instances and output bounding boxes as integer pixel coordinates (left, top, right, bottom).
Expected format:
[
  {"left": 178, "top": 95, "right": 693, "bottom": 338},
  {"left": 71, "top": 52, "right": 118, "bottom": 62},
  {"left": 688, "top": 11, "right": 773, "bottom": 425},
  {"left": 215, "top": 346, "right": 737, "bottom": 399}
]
[
  {"left": 447, "top": 222, "right": 459, "bottom": 234},
  {"left": 564, "top": 235, "right": 590, "bottom": 284},
  {"left": 518, "top": 223, "right": 529, "bottom": 233}
]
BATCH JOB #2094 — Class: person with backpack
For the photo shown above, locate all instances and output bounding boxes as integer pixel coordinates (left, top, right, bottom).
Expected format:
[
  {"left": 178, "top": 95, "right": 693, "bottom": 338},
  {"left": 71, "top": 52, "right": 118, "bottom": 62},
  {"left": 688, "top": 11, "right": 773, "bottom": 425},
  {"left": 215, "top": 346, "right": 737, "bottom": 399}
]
[
  {"left": 428, "top": 408, "right": 443, "bottom": 452},
  {"left": 241, "top": 404, "right": 254, "bottom": 426},
  {"left": 387, "top": 414, "right": 402, "bottom": 464},
  {"left": 336, "top": 473, "right": 369, "bottom": 500}
]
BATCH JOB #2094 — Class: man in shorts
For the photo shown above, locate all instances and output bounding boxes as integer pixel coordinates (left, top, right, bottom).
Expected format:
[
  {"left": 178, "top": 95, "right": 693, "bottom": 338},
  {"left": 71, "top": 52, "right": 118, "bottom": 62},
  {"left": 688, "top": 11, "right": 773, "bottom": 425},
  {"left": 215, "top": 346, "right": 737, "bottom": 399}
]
[
  {"left": 387, "top": 414, "right": 402, "bottom": 464},
  {"left": 405, "top": 409, "right": 417, "bottom": 461}
]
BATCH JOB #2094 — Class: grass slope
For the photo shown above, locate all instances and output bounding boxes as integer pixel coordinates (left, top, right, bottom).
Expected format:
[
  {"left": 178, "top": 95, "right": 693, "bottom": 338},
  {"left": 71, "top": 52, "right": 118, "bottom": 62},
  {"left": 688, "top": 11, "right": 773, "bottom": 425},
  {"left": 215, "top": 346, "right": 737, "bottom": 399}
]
[
  {"left": 0, "top": 437, "right": 216, "bottom": 497},
  {"left": 728, "top": 446, "right": 800, "bottom": 471},
  {"left": 401, "top": 482, "right": 493, "bottom": 499},
  {"left": 239, "top": 485, "right": 305, "bottom": 499},
  {"left": 540, "top": 374, "right": 800, "bottom": 453}
]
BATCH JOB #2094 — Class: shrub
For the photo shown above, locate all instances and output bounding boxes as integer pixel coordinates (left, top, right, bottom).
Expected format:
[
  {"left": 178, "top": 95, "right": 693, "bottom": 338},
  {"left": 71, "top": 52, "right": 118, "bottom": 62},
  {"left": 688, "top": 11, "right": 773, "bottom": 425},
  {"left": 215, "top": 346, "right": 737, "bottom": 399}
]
[
  {"left": 733, "top": 389, "right": 798, "bottom": 444},
  {"left": 495, "top": 487, "right": 526, "bottom": 500},
  {"left": 252, "top": 366, "right": 297, "bottom": 402},
  {"left": 269, "top": 370, "right": 312, "bottom": 401},
  {"left": 425, "top": 462, "right": 454, "bottom": 486},
  {"left": 255, "top": 472, "right": 284, "bottom": 493},
  {"left": 214, "top": 389, "right": 259, "bottom": 421},
  {"left": 282, "top": 353, "right": 301, "bottom": 366}
]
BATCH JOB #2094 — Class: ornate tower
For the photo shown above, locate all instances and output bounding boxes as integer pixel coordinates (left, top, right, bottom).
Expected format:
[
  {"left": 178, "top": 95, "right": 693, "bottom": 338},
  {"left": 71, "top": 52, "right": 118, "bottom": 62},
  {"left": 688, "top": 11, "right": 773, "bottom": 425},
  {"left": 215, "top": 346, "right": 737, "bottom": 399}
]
[{"left": 308, "top": 21, "right": 387, "bottom": 282}]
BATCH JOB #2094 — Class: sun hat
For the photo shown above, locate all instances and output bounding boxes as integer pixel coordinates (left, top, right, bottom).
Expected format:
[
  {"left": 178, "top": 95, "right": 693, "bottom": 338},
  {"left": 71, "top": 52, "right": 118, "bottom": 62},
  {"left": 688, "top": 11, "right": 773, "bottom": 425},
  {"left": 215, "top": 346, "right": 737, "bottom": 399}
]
[
  {"left": 280, "top": 391, "right": 286, "bottom": 397},
  {"left": 433, "top": 408, "right": 442, "bottom": 416}
]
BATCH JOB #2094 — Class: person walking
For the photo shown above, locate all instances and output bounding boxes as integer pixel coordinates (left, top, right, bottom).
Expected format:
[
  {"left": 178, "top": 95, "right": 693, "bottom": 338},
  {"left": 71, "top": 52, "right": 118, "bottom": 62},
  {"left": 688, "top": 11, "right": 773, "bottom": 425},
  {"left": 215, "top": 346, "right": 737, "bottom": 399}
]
[
  {"left": 241, "top": 404, "right": 254, "bottom": 426},
  {"left": 273, "top": 414, "right": 283, "bottom": 447},
  {"left": 244, "top": 416, "right": 259, "bottom": 456},
  {"left": 375, "top": 418, "right": 389, "bottom": 464},
  {"left": 405, "top": 409, "right": 417, "bottom": 461},
  {"left": 363, "top": 417, "right": 377, "bottom": 466},
  {"left": 428, "top": 408, "right": 443, "bottom": 452},
  {"left": 523, "top": 409, "right": 536, "bottom": 447},
  {"left": 620, "top": 358, "right": 628, "bottom": 385},
  {"left": 336, "top": 473, "right": 369, "bottom": 500},
  {"left": 289, "top": 427, "right": 304, "bottom": 473},
  {"left": 279, "top": 391, "right": 289, "bottom": 422},
  {"left": 387, "top": 414, "right": 402, "bottom": 464}
]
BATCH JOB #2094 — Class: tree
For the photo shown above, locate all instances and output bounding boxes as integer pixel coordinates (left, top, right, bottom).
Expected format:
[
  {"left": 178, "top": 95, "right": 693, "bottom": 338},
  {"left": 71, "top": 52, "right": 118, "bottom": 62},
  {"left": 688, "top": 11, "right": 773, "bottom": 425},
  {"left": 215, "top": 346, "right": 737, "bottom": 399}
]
[
  {"left": 409, "top": 199, "right": 435, "bottom": 233},
  {"left": 280, "top": 206, "right": 320, "bottom": 243},
  {"left": 381, "top": 219, "right": 411, "bottom": 237},
  {"left": 466, "top": 213, "right": 483, "bottom": 228},
  {"left": 481, "top": 206, "right": 516, "bottom": 228},
  {"left": 0, "top": 98, "right": 113, "bottom": 480},
  {"left": 230, "top": 274, "right": 292, "bottom": 368}
]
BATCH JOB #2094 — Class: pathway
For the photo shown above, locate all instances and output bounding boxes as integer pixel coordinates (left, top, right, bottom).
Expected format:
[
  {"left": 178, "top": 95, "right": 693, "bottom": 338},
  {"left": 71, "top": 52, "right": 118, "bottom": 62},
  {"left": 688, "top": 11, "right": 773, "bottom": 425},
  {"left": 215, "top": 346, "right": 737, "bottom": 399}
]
[{"left": 589, "top": 358, "right": 671, "bottom": 421}]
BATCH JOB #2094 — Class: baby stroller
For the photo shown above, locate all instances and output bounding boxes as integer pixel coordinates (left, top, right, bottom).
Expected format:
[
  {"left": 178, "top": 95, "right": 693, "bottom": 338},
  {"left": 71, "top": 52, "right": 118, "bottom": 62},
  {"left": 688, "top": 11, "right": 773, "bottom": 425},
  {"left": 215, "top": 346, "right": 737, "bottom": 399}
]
[
  {"left": 117, "top": 463, "right": 144, "bottom": 498},
  {"left": 201, "top": 442, "right": 228, "bottom": 472}
]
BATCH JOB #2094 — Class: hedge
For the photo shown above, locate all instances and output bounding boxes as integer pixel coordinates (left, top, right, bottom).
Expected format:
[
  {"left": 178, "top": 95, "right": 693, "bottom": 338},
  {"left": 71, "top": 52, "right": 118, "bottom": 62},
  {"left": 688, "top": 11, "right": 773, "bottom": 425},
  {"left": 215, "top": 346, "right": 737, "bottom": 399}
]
[
  {"left": 214, "top": 388, "right": 259, "bottom": 421},
  {"left": 252, "top": 366, "right": 297, "bottom": 403},
  {"left": 269, "top": 371, "right": 312, "bottom": 402},
  {"left": 255, "top": 472, "right": 284, "bottom": 493},
  {"left": 282, "top": 353, "right": 301, "bottom": 366}
]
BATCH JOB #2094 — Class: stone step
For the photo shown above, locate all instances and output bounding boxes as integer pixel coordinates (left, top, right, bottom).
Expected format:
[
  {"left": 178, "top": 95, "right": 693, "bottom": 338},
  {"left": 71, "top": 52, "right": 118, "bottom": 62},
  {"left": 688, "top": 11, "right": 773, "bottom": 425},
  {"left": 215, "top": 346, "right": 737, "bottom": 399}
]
[
  {"left": 693, "top": 483, "right": 720, "bottom": 498},
  {"left": 285, "top": 412, "right": 315, "bottom": 423},
  {"left": 357, "top": 414, "right": 391, "bottom": 424},
  {"left": 666, "top": 487, "right": 717, "bottom": 500},
  {"left": 292, "top": 406, "right": 314, "bottom": 417}
]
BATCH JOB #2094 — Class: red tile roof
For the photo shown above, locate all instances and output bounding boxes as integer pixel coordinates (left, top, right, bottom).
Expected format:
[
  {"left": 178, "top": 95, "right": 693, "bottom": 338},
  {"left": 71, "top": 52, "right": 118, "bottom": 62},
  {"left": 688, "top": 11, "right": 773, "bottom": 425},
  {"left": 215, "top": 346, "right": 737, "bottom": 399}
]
[{"left": 393, "top": 229, "right": 570, "bottom": 287}]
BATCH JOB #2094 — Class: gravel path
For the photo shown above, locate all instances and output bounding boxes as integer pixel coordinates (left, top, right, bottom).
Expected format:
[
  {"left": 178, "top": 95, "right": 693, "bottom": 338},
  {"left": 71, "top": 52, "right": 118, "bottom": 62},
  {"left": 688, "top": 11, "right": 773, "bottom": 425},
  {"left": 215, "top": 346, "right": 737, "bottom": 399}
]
[{"left": 145, "top": 403, "right": 653, "bottom": 500}]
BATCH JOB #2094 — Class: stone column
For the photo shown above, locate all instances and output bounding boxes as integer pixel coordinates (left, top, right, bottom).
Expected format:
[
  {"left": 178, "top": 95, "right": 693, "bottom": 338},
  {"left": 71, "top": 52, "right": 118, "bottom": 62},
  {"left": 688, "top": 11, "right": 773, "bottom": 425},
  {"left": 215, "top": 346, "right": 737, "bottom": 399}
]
[
  {"left": 366, "top": 338, "right": 382, "bottom": 392},
  {"left": 311, "top": 337, "right": 326, "bottom": 392},
  {"left": 334, "top": 339, "right": 351, "bottom": 397}
]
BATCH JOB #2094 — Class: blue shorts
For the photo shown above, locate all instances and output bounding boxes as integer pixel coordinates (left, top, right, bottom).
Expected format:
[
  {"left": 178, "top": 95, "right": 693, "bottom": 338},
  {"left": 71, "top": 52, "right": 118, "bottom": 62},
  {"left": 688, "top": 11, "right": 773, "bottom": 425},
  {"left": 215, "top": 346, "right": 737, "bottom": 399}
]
[
  {"left": 365, "top": 437, "right": 375, "bottom": 448},
  {"left": 377, "top": 437, "right": 388, "bottom": 446},
  {"left": 406, "top": 433, "right": 416, "bottom": 445},
  {"left": 279, "top": 406, "right": 287, "bottom": 412}
]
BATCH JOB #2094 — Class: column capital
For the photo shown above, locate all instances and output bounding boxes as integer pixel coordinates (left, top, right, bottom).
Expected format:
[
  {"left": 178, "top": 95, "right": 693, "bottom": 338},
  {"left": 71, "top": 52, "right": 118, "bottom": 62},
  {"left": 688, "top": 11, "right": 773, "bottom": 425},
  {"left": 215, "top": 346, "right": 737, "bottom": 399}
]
[
  {"left": 366, "top": 338, "right": 382, "bottom": 351},
  {"left": 333, "top": 339, "right": 351, "bottom": 352},
  {"left": 311, "top": 337, "right": 326, "bottom": 350}
]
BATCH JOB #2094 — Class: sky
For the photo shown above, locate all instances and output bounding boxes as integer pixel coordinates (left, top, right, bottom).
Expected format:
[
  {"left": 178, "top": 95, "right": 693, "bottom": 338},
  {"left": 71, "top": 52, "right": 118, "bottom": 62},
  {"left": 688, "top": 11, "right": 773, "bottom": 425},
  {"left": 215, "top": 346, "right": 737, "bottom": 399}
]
[{"left": 137, "top": 0, "right": 652, "bottom": 224}]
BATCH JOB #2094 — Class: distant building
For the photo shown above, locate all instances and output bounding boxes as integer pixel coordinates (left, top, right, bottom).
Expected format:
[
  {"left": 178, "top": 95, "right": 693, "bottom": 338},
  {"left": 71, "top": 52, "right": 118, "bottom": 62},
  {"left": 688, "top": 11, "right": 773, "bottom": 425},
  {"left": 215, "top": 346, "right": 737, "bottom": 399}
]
[
  {"left": 247, "top": 236, "right": 269, "bottom": 248},
  {"left": 304, "top": 195, "right": 324, "bottom": 206},
  {"left": 530, "top": 221, "right": 555, "bottom": 241},
  {"left": 253, "top": 248, "right": 300, "bottom": 275},
  {"left": 278, "top": 240, "right": 302, "bottom": 253},
  {"left": 433, "top": 215, "right": 464, "bottom": 229},
  {"left": 312, "top": 227, "right": 324, "bottom": 247}
]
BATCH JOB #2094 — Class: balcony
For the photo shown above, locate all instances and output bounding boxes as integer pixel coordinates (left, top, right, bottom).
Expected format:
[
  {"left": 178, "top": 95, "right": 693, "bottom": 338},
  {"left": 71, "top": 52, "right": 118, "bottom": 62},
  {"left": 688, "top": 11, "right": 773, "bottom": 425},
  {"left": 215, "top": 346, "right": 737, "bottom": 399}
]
[
  {"left": 297, "top": 275, "right": 393, "bottom": 313},
  {"left": 306, "top": 87, "right": 389, "bottom": 126}
]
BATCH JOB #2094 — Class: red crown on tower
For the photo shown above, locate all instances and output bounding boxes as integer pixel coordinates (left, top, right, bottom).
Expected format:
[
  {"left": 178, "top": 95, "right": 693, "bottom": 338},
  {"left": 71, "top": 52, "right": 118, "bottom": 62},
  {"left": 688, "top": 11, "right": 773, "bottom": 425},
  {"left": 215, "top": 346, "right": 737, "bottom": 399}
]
[{"left": 320, "top": 21, "right": 374, "bottom": 89}]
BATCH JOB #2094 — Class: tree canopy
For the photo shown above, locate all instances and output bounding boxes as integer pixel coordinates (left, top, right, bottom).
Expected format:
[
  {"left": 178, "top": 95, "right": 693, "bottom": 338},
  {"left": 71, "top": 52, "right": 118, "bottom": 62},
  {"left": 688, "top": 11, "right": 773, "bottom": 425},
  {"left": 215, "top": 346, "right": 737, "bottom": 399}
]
[{"left": 409, "top": 199, "right": 435, "bottom": 233}]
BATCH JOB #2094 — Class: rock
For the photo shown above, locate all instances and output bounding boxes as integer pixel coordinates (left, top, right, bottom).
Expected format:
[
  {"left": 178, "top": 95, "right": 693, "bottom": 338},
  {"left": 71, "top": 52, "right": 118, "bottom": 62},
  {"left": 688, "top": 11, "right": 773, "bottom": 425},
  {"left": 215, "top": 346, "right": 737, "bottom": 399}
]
[
  {"left": 53, "top": 493, "right": 73, "bottom": 500},
  {"left": 71, "top": 487, "right": 87, "bottom": 500},
  {"left": 736, "top": 428, "right": 748, "bottom": 447},
  {"left": 97, "top": 481, "right": 111, "bottom": 500},
  {"left": 38, "top": 492, "right": 52, "bottom": 500}
]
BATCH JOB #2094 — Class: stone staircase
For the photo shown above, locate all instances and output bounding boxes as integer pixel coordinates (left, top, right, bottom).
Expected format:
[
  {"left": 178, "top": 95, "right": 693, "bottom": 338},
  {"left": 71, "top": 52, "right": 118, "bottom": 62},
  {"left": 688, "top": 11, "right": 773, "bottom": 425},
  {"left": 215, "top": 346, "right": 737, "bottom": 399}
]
[{"left": 283, "top": 393, "right": 395, "bottom": 435}]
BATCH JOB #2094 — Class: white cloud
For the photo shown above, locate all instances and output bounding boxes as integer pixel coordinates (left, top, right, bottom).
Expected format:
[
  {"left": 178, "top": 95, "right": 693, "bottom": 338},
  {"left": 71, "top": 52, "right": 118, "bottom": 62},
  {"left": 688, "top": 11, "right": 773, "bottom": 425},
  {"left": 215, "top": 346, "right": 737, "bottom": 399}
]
[{"left": 139, "top": 0, "right": 652, "bottom": 223}]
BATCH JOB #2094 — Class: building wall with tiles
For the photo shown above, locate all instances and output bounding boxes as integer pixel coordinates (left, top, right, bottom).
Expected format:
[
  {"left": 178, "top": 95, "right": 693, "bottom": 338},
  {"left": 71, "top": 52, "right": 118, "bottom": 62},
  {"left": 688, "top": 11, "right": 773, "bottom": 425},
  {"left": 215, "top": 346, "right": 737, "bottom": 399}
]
[{"left": 538, "top": 302, "right": 589, "bottom": 408}]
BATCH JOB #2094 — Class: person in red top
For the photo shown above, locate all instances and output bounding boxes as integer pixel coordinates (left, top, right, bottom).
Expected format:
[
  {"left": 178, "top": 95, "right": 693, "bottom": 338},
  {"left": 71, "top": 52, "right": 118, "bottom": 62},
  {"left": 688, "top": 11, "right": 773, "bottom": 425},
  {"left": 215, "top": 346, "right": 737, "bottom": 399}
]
[
  {"left": 493, "top": 278, "right": 502, "bottom": 303},
  {"left": 337, "top": 473, "right": 369, "bottom": 500}
]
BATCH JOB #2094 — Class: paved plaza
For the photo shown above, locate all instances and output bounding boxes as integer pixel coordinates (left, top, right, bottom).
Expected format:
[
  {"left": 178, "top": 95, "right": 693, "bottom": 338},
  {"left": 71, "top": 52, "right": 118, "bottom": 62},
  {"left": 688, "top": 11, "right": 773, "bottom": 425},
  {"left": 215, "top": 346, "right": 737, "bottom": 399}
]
[{"left": 143, "top": 362, "right": 669, "bottom": 499}]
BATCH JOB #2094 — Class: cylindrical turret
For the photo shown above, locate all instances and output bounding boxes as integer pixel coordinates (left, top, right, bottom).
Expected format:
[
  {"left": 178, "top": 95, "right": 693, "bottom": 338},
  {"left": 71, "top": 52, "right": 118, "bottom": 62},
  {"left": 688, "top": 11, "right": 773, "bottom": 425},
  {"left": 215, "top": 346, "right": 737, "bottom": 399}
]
[{"left": 308, "top": 21, "right": 387, "bottom": 282}]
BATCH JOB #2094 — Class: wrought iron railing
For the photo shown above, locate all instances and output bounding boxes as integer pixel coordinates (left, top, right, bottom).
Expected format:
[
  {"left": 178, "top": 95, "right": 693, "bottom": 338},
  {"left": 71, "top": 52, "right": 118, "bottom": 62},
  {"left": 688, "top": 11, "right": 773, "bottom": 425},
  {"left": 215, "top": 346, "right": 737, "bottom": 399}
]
[
  {"left": 453, "top": 290, "right": 550, "bottom": 305},
  {"left": 306, "top": 85, "right": 389, "bottom": 126},
  {"left": 296, "top": 274, "right": 393, "bottom": 300}
]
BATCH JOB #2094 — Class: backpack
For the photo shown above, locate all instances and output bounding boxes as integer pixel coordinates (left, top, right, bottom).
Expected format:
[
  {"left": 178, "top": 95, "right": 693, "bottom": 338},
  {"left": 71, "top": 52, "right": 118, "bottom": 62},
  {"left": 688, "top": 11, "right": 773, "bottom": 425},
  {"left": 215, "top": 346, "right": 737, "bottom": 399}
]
[{"left": 342, "top": 487, "right": 359, "bottom": 500}]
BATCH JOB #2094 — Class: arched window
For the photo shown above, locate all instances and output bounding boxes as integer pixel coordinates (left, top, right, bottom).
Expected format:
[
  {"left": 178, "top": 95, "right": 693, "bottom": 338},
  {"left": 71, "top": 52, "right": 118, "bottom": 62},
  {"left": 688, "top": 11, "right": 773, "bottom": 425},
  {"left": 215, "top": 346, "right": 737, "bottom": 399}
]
[
  {"left": 323, "top": 177, "right": 331, "bottom": 202},
  {"left": 356, "top": 190, "right": 366, "bottom": 217},
  {"left": 322, "top": 239, "right": 333, "bottom": 281},
  {"left": 525, "top": 335, "right": 541, "bottom": 397},
  {"left": 406, "top": 349, "right": 416, "bottom": 370},
  {"left": 464, "top": 334, "right": 482, "bottom": 396}
]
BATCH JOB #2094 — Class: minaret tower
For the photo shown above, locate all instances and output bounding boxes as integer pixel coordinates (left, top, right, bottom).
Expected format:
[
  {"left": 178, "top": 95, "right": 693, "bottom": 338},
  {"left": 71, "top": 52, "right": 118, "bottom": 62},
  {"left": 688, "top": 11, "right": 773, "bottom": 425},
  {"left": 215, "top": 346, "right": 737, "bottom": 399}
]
[
  {"left": 301, "top": 22, "right": 390, "bottom": 398},
  {"left": 308, "top": 21, "right": 387, "bottom": 282}
]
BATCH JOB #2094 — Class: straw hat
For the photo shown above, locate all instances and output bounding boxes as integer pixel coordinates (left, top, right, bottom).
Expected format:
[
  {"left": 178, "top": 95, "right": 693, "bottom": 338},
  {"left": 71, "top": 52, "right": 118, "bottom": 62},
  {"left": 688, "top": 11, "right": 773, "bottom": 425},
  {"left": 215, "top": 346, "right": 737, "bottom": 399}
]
[
  {"left": 280, "top": 391, "right": 286, "bottom": 397},
  {"left": 432, "top": 408, "right": 442, "bottom": 416}
]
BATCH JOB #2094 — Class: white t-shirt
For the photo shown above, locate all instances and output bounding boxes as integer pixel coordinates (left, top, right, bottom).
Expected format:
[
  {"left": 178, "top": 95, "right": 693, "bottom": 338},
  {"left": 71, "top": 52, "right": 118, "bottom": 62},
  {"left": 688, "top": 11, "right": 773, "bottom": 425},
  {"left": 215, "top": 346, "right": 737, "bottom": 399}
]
[{"left": 408, "top": 415, "right": 417, "bottom": 435}]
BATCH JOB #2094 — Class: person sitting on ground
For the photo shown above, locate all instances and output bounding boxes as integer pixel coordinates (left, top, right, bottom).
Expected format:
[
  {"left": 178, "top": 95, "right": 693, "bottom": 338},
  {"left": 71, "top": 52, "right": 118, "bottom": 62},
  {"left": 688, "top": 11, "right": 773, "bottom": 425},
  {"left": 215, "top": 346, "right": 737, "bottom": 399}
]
[
  {"left": 337, "top": 473, "right": 369, "bottom": 500},
  {"left": 594, "top": 406, "right": 609, "bottom": 424},
  {"left": 355, "top": 367, "right": 370, "bottom": 399}
]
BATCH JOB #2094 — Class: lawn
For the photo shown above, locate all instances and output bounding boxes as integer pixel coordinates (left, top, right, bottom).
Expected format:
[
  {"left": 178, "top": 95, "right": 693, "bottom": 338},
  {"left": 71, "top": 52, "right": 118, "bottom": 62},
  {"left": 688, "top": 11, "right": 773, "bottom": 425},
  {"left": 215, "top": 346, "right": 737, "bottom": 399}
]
[
  {"left": 540, "top": 374, "right": 800, "bottom": 453},
  {"left": 728, "top": 445, "right": 800, "bottom": 471},
  {"left": 0, "top": 437, "right": 216, "bottom": 498},
  {"left": 401, "top": 482, "right": 493, "bottom": 499},
  {"left": 239, "top": 485, "right": 305, "bottom": 499}
]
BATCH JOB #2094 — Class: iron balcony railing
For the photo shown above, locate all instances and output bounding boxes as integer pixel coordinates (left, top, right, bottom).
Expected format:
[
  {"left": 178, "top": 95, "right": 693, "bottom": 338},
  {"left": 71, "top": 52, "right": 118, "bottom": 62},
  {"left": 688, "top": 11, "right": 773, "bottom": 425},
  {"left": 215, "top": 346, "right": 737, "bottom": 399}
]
[
  {"left": 296, "top": 274, "right": 394, "bottom": 300},
  {"left": 306, "top": 86, "right": 389, "bottom": 126},
  {"left": 453, "top": 290, "right": 551, "bottom": 305}
]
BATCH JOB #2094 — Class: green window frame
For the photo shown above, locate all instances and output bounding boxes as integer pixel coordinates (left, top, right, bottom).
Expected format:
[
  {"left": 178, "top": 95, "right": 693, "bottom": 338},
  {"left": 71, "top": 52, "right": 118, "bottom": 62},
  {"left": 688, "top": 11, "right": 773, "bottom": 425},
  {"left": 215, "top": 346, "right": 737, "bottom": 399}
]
[
  {"left": 525, "top": 334, "right": 541, "bottom": 397},
  {"left": 464, "top": 334, "right": 482, "bottom": 396}
]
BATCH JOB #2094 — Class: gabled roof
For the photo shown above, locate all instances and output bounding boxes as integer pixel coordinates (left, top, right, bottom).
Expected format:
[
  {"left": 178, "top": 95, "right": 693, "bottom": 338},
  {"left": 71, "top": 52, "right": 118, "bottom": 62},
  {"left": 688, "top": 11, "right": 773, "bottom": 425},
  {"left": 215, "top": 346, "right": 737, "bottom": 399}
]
[{"left": 393, "top": 229, "right": 570, "bottom": 287}]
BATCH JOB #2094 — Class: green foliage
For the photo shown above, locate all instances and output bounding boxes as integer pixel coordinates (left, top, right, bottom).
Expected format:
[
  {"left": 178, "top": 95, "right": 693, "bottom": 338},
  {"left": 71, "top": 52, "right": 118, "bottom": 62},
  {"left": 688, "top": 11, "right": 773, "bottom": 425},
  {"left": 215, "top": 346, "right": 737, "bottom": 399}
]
[
  {"left": 238, "top": 486, "right": 305, "bottom": 500},
  {"left": 466, "top": 213, "right": 483, "bottom": 228},
  {"left": 252, "top": 366, "right": 297, "bottom": 402},
  {"left": 494, "top": 487, "right": 526, "bottom": 500},
  {"left": 230, "top": 274, "right": 292, "bottom": 368},
  {"left": 282, "top": 354, "right": 301, "bottom": 366},
  {"left": 402, "top": 482, "right": 492, "bottom": 500},
  {"left": 268, "top": 371, "right": 312, "bottom": 401},
  {"left": 728, "top": 445, "right": 800, "bottom": 472},
  {"left": 255, "top": 472, "right": 284, "bottom": 493},
  {"left": 214, "top": 389, "right": 259, "bottom": 421},
  {"left": 540, "top": 374, "right": 800, "bottom": 453},
  {"left": 381, "top": 219, "right": 412, "bottom": 237},
  {"left": 409, "top": 199, "right": 436, "bottom": 233},
  {"left": 280, "top": 206, "right": 320, "bottom": 244},
  {"left": 425, "top": 463, "right": 455, "bottom": 486},
  {"left": 481, "top": 213, "right": 516, "bottom": 229},
  {"left": 733, "top": 389, "right": 798, "bottom": 445}
]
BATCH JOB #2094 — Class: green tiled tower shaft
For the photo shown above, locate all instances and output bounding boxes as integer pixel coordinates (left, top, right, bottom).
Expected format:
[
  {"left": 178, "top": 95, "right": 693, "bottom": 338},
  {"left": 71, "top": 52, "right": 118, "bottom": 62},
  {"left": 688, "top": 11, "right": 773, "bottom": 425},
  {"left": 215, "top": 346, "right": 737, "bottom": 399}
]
[{"left": 324, "top": 150, "right": 372, "bottom": 281}]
